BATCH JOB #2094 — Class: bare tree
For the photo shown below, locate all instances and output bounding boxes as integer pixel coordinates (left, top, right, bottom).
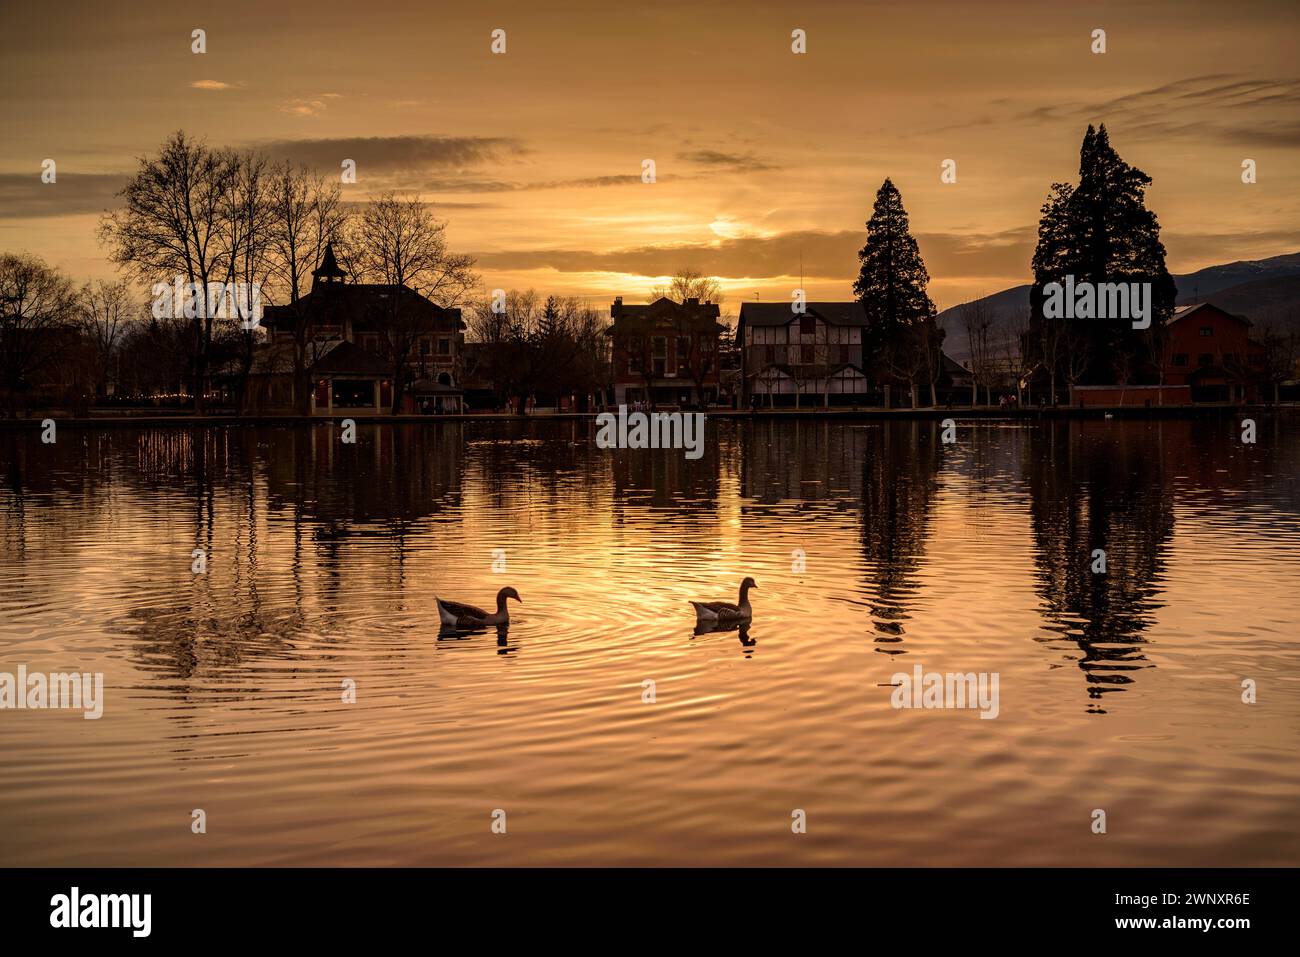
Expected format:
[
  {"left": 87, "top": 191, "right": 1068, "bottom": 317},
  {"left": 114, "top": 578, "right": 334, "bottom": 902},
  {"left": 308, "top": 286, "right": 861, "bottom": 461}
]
[
  {"left": 1063, "top": 325, "right": 1091, "bottom": 402},
  {"left": 649, "top": 267, "right": 725, "bottom": 408},
  {"left": 466, "top": 290, "right": 606, "bottom": 410},
  {"left": 650, "top": 267, "right": 722, "bottom": 306},
  {"left": 219, "top": 152, "right": 275, "bottom": 414},
  {"left": 784, "top": 328, "right": 812, "bottom": 410},
  {"left": 1038, "top": 314, "right": 1071, "bottom": 406},
  {"left": 1138, "top": 319, "right": 1171, "bottom": 404},
  {"left": 819, "top": 321, "right": 840, "bottom": 408},
  {"left": 0, "top": 253, "right": 79, "bottom": 414},
  {"left": 781, "top": 316, "right": 839, "bottom": 410},
  {"left": 116, "top": 311, "right": 190, "bottom": 399},
  {"left": 671, "top": 313, "right": 723, "bottom": 409},
  {"left": 78, "top": 278, "right": 135, "bottom": 398},
  {"left": 963, "top": 298, "right": 995, "bottom": 407},
  {"left": 918, "top": 315, "right": 945, "bottom": 407},
  {"left": 1008, "top": 309, "right": 1035, "bottom": 405},
  {"left": 1255, "top": 320, "right": 1299, "bottom": 404},
  {"left": 99, "top": 131, "right": 241, "bottom": 413},
  {"left": 343, "top": 193, "right": 478, "bottom": 413},
  {"left": 266, "top": 162, "right": 347, "bottom": 414},
  {"left": 885, "top": 323, "right": 929, "bottom": 408},
  {"left": 466, "top": 288, "right": 540, "bottom": 410}
]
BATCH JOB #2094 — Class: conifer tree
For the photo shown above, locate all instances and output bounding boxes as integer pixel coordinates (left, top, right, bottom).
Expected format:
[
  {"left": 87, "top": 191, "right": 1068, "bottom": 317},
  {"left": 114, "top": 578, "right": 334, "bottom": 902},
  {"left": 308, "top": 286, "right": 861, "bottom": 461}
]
[
  {"left": 1029, "top": 125, "right": 1176, "bottom": 390},
  {"left": 853, "top": 178, "right": 937, "bottom": 406}
]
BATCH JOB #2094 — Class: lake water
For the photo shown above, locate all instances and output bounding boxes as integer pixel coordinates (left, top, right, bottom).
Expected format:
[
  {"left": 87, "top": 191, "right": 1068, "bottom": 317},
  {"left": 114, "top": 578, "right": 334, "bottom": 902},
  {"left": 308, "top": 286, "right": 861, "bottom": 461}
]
[{"left": 1, "top": 416, "right": 1297, "bottom": 866}]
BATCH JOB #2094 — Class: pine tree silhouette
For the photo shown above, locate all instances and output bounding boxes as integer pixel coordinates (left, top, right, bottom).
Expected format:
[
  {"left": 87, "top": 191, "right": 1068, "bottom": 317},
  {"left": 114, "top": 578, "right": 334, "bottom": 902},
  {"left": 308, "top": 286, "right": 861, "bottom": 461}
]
[
  {"left": 1029, "top": 125, "right": 1177, "bottom": 388},
  {"left": 853, "top": 178, "right": 936, "bottom": 405}
]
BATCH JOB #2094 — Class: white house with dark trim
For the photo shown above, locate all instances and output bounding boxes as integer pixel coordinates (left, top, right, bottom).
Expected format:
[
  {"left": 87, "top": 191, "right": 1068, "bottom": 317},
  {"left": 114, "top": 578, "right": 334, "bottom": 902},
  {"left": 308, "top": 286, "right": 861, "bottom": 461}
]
[{"left": 736, "top": 302, "right": 870, "bottom": 406}]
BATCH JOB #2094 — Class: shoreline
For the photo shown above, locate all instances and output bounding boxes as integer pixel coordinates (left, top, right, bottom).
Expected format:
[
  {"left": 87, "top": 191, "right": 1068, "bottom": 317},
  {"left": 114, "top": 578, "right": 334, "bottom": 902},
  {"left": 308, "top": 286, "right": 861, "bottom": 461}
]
[{"left": 1, "top": 403, "right": 1293, "bottom": 430}]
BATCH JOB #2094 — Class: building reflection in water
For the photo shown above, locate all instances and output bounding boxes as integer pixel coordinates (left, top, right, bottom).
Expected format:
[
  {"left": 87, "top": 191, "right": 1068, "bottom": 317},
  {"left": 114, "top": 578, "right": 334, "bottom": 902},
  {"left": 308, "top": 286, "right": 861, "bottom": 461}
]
[{"left": 4, "top": 416, "right": 1296, "bottom": 713}]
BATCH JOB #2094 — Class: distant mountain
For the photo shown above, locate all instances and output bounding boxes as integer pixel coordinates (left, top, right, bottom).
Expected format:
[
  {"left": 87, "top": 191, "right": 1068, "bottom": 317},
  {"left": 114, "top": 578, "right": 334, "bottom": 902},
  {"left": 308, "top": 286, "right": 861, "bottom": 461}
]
[
  {"left": 938, "top": 251, "right": 1300, "bottom": 362},
  {"left": 1195, "top": 275, "right": 1300, "bottom": 326},
  {"left": 936, "top": 286, "right": 1029, "bottom": 363},
  {"left": 1172, "top": 252, "right": 1300, "bottom": 302}
]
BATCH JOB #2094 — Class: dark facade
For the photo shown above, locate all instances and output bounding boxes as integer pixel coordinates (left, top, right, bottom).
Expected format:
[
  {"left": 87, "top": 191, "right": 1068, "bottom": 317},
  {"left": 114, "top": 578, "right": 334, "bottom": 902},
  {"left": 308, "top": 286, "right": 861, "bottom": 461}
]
[
  {"left": 254, "top": 244, "right": 465, "bottom": 414},
  {"left": 606, "top": 296, "right": 725, "bottom": 407}
]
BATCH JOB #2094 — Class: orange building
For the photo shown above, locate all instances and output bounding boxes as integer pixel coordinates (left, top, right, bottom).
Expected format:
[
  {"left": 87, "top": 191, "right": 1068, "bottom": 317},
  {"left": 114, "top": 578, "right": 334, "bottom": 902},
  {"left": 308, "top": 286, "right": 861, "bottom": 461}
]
[
  {"left": 1070, "top": 302, "right": 1265, "bottom": 407},
  {"left": 1163, "top": 302, "right": 1263, "bottom": 402}
]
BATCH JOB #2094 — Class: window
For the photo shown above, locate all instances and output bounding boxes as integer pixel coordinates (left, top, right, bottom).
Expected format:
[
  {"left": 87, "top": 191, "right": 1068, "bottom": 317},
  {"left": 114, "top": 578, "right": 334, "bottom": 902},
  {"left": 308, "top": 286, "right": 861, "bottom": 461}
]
[
  {"left": 332, "top": 379, "right": 376, "bottom": 407},
  {"left": 839, "top": 345, "right": 850, "bottom": 365},
  {"left": 419, "top": 338, "right": 431, "bottom": 356},
  {"left": 676, "top": 335, "right": 691, "bottom": 370},
  {"left": 652, "top": 336, "right": 667, "bottom": 377},
  {"left": 1200, "top": 326, "right": 1213, "bottom": 337},
  {"left": 1198, "top": 353, "right": 1213, "bottom": 367},
  {"left": 800, "top": 314, "right": 816, "bottom": 337},
  {"left": 801, "top": 344, "right": 815, "bottom": 364},
  {"left": 1172, "top": 353, "right": 1188, "bottom": 367},
  {"left": 627, "top": 335, "right": 643, "bottom": 371},
  {"left": 764, "top": 345, "right": 776, "bottom": 365},
  {"left": 438, "top": 337, "right": 450, "bottom": 355}
]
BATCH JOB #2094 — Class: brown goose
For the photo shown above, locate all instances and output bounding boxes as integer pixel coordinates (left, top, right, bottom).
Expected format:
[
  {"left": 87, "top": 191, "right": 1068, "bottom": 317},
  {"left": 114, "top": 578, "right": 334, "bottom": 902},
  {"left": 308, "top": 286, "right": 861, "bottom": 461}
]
[
  {"left": 436, "top": 587, "right": 522, "bottom": 628},
  {"left": 690, "top": 577, "right": 757, "bottom": 623}
]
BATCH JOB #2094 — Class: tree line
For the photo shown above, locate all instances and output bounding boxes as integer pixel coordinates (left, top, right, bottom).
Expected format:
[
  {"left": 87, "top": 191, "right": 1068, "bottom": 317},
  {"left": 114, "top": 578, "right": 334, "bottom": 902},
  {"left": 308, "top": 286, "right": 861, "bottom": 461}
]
[
  {"left": 5, "top": 126, "right": 1296, "bottom": 416},
  {"left": 2, "top": 131, "right": 730, "bottom": 416},
  {"left": 850, "top": 124, "right": 1297, "bottom": 406}
]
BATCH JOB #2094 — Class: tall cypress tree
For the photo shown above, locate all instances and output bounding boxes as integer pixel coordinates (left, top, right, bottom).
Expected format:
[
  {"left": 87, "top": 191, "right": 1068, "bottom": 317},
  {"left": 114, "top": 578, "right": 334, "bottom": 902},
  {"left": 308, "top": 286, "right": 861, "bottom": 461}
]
[
  {"left": 853, "top": 178, "right": 936, "bottom": 404},
  {"left": 1029, "top": 125, "right": 1176, "bottom": 388}
]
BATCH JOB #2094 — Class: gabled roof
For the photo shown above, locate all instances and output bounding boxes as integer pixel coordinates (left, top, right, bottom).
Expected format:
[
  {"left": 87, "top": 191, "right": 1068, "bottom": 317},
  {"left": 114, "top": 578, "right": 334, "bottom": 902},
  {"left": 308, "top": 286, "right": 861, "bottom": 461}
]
[
  {"left": 941, "top": 352, "right": 969, "bottom": 375},
  {"left": 1169, "top": 301, "right": 1251, "bottom": 326},
  {"left": 611, "top": 295, "right": 720, "bottom": 316},
  {"left": 606, "top": 296, "right": 724, "bottom": 333},
  {"left": 738, "top": 302, "right": 869, "bottom": 327},
  {"left": 262, "top": 283, "right": 465, "bottom": 333}
]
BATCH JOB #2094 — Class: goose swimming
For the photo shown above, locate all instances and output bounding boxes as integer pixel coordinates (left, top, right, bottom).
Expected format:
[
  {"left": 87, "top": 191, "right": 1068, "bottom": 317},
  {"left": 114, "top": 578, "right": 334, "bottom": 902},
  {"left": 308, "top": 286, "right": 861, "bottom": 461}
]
[
  {"left": 436, "top": 587, "right": 522, "bottom": 628},
  {"left": 690, "top": 577, "right": 757, "bottom": 623}
]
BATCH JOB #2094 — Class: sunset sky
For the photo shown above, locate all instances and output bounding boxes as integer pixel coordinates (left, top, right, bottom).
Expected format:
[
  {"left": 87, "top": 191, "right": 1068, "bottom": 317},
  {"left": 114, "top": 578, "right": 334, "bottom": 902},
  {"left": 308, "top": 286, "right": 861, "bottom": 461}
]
[{"left": 1, "top": 0, "right": 1298, "bottom": 313}]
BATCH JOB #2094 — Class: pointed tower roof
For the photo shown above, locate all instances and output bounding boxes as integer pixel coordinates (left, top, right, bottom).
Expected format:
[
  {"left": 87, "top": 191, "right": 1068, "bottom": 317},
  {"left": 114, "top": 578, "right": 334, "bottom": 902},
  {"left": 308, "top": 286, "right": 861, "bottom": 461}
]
[{"left": 312, "top": 242, "right": 346, "bottom": 282}]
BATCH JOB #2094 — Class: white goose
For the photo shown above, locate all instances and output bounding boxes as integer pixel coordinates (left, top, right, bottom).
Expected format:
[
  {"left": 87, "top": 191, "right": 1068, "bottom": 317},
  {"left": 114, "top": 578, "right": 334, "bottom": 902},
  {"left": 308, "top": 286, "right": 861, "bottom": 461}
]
[{"left": 690, "top": 577, "right": 757, "bottom": 624}]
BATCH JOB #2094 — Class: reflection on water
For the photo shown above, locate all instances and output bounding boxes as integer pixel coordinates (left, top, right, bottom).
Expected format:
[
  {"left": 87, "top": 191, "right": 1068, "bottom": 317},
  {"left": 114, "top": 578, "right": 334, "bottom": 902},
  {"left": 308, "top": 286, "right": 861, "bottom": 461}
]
[
  {"left": 1, "top": 417, "right": 1298, "bottom": 866},
  {"left": 1026, "top": 423, "right": 1175, "bottom": 712}
]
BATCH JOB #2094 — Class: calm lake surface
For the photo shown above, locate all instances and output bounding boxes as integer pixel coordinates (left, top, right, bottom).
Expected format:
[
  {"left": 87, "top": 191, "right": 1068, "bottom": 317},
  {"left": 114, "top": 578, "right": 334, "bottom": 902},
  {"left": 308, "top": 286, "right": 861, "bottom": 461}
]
[{"left": 1, "top": 417, "right": 1298, "bottom": 866}]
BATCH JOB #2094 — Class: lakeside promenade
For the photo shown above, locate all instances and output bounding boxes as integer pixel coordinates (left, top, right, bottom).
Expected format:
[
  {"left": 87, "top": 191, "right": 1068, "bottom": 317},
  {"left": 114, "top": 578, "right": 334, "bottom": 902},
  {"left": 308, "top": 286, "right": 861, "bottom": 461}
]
[{"left": 1, "top": 403, "right": 1293, "bottom": 431}]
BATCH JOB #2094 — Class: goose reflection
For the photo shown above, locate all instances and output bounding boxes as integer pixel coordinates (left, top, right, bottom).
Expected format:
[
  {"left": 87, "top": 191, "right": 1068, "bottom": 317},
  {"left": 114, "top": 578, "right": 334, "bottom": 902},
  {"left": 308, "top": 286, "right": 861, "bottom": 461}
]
[
  {"left": 691, "top": 619, "right": 756, "bottom": 651},
  {"left": 434, "top": 619, "right": 517, "bottom": 653}
]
